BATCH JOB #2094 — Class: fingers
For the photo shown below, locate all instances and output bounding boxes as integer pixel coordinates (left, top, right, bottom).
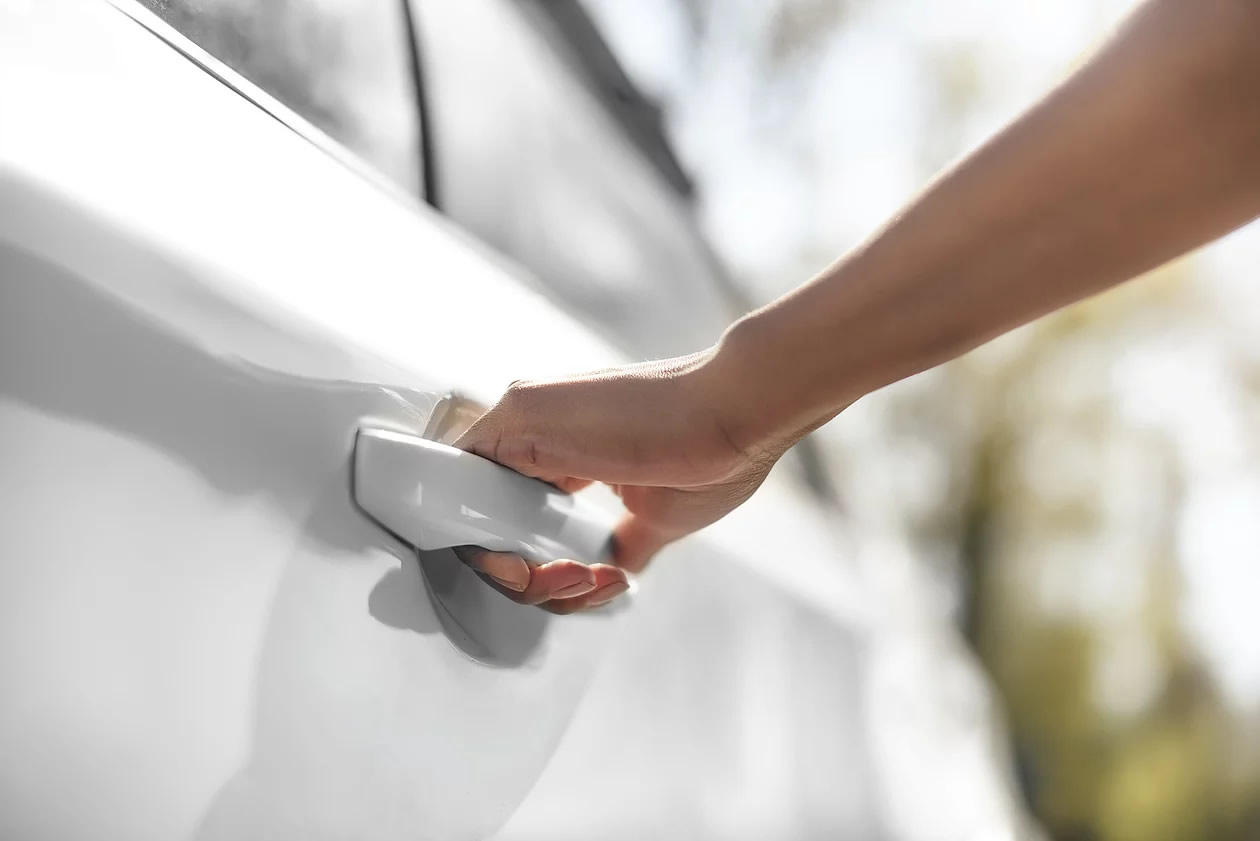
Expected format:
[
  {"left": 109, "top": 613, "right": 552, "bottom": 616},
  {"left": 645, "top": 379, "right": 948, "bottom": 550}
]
[
  {"left": 452, "top": 380, "right": 640, "bottom": 486},
  {"left": 453, "top": 398, "right": 591, "bottom": 494},
  {"left": 455, "top": 547, "right": 595, "bottom": 605},
  {"left": 517, "top": 560, "right": 596, "bottom": 605},
  {"left": 453, "top": 385, "right": 553, "bottom": 480},
  {"left": 453, "top": 547, "right": 631, "bottom": 611},
  {"left": 454, "top": 546, "right": 530, "bottom": 592},
  {"left": 539, "top": 564, "right": 630, "bottom": 614}
]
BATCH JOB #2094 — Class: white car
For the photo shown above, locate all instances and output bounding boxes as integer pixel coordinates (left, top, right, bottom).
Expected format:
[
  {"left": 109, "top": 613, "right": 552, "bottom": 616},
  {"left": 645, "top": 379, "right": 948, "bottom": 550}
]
[{"left": 0, "top": 1, "right": 889, "bottom": 838}]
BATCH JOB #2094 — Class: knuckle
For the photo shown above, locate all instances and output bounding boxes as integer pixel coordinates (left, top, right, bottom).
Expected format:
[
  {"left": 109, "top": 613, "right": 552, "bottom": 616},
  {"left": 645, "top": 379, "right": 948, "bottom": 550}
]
[
  {"left": 517, "top": 436, "right": 542, "bottom": 469},
  {"left": 502, "top": 379, "right": 537, "bottom": 409}
]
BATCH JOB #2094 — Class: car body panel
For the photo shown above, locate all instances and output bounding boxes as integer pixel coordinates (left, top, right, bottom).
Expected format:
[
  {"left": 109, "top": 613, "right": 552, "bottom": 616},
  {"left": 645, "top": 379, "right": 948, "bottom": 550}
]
[{"left": 0, "top": 1, "right": 882, "bottom": 838}]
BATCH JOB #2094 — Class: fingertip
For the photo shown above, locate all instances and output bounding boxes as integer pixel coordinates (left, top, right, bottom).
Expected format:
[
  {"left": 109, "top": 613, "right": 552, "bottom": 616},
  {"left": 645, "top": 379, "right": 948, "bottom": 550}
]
[
  {"left": 587, "top": 579, "right": 630, "bottom": 607},
  {"left": 454, "top": 546, "right": 530, "bottom": 592},
  {"left": 587, "top": 562, "right": 630, "bottom": 589},
  {"left": 536, "top": 563, "right": 635, "bottom": 615},
  {"left": 520, "top": 559, "right": 596, "bottom": 605},
  {"left": 534, "top": 558, "right": 596, "bottom": 579}
]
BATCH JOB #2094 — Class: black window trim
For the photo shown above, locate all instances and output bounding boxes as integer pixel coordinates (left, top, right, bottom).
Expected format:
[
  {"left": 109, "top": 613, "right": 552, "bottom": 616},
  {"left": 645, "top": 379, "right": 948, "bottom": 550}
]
[
  {"left": 523, "top": 0, "right": 693, "bottom": 199},
  {"left": 400, "top": 0, "right": 440, "bottom": 208}
]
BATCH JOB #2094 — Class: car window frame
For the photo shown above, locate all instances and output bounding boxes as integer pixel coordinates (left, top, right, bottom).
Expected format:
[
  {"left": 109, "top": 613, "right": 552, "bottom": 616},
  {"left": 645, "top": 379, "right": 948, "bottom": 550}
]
[{"left": 107, "top": 0, "right": 433, "bottom": 213}]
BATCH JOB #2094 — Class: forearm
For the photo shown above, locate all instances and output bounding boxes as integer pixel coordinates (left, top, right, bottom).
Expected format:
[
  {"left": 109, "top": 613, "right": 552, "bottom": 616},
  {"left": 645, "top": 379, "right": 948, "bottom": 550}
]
[{"left": 719, "top": 0, "right": 1260, "bottom": 448}]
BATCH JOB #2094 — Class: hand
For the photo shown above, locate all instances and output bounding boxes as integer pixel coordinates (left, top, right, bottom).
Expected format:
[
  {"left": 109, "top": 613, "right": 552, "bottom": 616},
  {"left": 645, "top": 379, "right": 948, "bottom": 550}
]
[{"left": 452, "top": 348, "right": 786, "bottom": 613}]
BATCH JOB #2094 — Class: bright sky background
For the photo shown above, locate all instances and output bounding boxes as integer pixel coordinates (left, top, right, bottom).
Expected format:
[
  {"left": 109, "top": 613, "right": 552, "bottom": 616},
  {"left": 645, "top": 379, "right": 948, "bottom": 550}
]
[{"left": 586, "top": 0, "right": 1136, "bottom": 284}]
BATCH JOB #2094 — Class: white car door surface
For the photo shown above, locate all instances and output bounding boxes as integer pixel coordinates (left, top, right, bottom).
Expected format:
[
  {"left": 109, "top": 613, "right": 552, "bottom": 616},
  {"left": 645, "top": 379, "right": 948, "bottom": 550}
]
[{"left": 0, "top": 2, "right": 882, "bottom": 840}]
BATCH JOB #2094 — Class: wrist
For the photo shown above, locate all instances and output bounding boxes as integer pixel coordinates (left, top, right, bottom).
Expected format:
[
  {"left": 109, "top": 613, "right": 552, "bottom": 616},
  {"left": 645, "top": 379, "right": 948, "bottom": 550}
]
[
  {"left": 710, "top": 302, "right": 866, "bottom": 456},
  {"left": 714, "top": 315, "right": 798, "bottom": 455}
]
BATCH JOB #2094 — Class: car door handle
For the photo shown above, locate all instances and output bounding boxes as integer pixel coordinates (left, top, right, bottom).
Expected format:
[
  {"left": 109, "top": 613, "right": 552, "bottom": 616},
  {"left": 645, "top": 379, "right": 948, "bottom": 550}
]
[{"left": 353, "top": 428, "right": 614, "bottom": 564}]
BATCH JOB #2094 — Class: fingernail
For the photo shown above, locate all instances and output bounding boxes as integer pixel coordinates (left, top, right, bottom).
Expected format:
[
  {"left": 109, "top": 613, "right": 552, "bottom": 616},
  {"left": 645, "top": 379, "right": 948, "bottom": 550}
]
[
  {"left": 489, "top": 573, "right": 528, "bottom": 593},
  {"left": 549, "top": 580, "right": 596, "bottom": 600},
  {"left": 471, "top": 553, "right": 530, "bottom": 592},
  {"left": 587, "top": 581, "right": 629, "bottom": 606}
]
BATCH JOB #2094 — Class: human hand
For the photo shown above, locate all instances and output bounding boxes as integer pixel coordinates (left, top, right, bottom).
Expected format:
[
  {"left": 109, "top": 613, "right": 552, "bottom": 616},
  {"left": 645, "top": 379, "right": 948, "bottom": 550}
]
[{"left": 452, "top": 348, "right": 788, "bottom": 613}]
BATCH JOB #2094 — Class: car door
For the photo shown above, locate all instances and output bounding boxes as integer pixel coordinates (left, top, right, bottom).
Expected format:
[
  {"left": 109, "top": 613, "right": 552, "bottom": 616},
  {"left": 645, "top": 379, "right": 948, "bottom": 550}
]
[{"left": 0, "top": 2, "right": 883, "bottom": 840}]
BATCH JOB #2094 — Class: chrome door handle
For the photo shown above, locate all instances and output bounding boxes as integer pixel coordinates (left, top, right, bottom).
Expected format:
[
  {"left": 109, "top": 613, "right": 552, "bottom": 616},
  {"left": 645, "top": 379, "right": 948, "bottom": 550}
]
[{"left": 353, "top": 428, "right": 614, "bottom": 564}]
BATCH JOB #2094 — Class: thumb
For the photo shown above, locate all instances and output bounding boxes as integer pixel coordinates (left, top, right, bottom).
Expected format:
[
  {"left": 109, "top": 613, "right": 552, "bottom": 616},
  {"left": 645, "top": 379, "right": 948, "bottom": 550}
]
[{"left": 611, "top": 513, "right": 673, "bottom": 574}]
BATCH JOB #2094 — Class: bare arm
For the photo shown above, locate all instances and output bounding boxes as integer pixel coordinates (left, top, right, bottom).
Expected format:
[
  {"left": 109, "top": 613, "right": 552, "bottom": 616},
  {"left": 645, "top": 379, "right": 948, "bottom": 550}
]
[
  {"left": 455, "top": 0, "right": 1260, "bottom": 611},
  {"left": 722, "top": 0, "right": 1260, "bottom": 447}
]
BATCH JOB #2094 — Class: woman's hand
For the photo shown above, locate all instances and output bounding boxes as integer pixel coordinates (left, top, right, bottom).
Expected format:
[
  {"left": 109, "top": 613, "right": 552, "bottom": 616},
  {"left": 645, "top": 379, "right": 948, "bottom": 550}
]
[{"left": 452, "top": 347, "right": 789, "bottom": 613}]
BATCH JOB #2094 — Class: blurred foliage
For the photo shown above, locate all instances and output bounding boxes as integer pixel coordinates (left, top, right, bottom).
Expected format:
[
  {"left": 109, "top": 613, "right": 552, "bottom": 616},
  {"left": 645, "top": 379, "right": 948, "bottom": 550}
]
[
  {"left": 764, "top": 0, "right": 851, "bottom": 67},
  {"left": 954, "top": 269, "right": 1260, "bottom": 841}
]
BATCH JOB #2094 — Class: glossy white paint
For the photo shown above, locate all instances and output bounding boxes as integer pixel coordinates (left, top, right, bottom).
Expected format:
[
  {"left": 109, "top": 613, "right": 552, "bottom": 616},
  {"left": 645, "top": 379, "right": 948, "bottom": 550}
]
[
  {"left": 0, "top": 1, "right": 884, "bottom": 839},
  {"left": 354, "top": 431, "right": 613, "bottom": 564}
]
